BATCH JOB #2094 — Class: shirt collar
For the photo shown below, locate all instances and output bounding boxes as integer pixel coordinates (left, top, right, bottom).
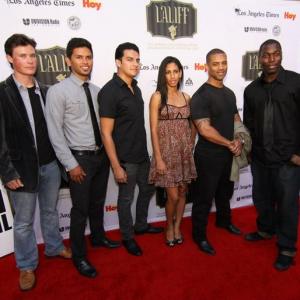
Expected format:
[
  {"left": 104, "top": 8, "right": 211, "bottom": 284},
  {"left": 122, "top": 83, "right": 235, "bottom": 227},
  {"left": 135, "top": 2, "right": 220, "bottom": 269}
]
[
  {"left": 69, "top": 72, "right": 89, "bottom": 86},
  {"left": 113, "top": 73, "right": 137, "bottom": 88},
  {"left": 259, "top": 66, "right": 285, "bottom": 84},
  {"left": 12, "top": 74, "right": 40, "bottom": 91}
]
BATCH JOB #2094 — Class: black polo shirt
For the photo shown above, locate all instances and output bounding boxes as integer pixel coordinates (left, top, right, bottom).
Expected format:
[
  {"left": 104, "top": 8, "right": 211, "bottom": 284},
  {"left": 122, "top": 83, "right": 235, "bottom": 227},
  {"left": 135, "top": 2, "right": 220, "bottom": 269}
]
[
  {"left": 191, "top": 83, "right": 238, "bottom": 156},
  {"left": 243, "top": 67, "right": 300, "bottom": 166},
  {"left": 98, "top": 73, "right": 149, "bottom": 163}
]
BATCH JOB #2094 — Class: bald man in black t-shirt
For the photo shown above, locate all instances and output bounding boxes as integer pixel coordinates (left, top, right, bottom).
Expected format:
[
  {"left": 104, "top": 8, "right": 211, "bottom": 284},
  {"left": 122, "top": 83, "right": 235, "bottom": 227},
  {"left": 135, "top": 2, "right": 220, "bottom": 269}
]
[{"left": 190, "top": 49, "right": 243, "bottom": 255}]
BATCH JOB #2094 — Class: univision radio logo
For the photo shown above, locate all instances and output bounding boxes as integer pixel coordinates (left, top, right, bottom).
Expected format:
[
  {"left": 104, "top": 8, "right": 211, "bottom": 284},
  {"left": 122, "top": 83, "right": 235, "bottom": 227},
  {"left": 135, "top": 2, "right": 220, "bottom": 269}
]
[
  {"left": 242, "top": 51, "right": 262, "bottom": 81},
  {"left": 146, "top": 0, "right": 197, "bottom": 40},
  {"left": 0, "top": 191, "right": 13, "bottom": 234},
  {"left": 22, "top": 18, "right": 60, "bottom": 26},
  {"left": 36, "top": 46, "right": 70, "bottom": 86}
]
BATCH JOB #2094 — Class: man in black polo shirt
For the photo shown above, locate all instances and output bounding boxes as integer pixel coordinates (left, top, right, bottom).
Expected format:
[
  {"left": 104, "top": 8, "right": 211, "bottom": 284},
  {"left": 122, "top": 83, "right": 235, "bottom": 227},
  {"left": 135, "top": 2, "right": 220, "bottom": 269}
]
[
  {"left": 98, "top": 42, "right": 163, "bottom": 256},
  {"left": 190, "top": 48, "right": 242, "bottom": 256},
  {"left": 244, "top": 39, "right": 300, "bottom": 271}
]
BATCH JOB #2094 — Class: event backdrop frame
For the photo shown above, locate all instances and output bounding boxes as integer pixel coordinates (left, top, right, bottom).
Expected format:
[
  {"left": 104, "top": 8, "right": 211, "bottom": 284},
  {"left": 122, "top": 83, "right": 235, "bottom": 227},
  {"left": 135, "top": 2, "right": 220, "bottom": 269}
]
[{"left": 1, "top": 0, "right": 300, "bottom": 256}]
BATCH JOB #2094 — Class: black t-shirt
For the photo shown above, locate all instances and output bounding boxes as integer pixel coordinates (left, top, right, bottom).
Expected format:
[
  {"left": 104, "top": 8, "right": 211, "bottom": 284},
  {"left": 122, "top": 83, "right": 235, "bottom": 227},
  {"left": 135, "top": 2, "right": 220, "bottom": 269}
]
[
  {"left": 98, "top": 73, "right": 149, "bottom": 163},
  {"left": 191, "top": 83, "right": 238, "bottom": 155}
]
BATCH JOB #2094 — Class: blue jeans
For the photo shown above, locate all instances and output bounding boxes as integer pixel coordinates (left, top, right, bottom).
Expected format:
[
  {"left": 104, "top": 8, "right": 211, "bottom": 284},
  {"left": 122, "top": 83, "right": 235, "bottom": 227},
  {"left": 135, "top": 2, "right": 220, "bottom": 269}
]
[{"left": 9, "top": 160, "right": 64, "bottom": 270}]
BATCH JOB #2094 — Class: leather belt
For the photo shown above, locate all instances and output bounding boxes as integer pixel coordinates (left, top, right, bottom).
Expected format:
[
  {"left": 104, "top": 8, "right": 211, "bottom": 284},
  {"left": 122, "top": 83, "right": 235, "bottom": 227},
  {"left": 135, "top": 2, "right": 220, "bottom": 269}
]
[{"left": 71, "top": 149, "right": 102, "bottom": 156}]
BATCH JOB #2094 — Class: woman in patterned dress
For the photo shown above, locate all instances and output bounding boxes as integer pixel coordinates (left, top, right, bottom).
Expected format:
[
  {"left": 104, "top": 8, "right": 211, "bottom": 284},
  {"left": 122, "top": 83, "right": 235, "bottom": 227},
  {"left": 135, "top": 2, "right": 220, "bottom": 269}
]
[{"left": 149, "top": 56, "right": 197, "bottom": 246}]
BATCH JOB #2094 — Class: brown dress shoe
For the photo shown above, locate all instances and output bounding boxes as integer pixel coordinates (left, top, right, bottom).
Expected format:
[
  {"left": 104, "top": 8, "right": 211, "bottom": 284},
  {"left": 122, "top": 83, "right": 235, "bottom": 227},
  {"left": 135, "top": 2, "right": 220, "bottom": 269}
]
[
  {"left": 45, "top": 247, "right": 72, "bottom": 259},
  {"left": 19, "top": 270, "right": 35, "bottom": 291},
  {"left": 58, "top": 247, "right": 72, "bottom": 259}
]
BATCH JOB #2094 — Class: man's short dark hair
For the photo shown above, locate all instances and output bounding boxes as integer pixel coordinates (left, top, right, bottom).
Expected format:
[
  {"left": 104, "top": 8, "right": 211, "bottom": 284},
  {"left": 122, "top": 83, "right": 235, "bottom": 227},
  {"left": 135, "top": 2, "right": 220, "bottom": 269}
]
[
  {"left": 115, "top": 42, "right": 139, "bottom": 60},
  {"left": 4, "top": 33, "right": 36, "bottom": 56},
  {"left": 259, "top": 39, "right": 282, "bottom": 56},
  {"left": 206, "top": 48, "right": 226, "bottom": 63},
  {"left": 66, "top": 38, "right": 93, "bottom": 58}
]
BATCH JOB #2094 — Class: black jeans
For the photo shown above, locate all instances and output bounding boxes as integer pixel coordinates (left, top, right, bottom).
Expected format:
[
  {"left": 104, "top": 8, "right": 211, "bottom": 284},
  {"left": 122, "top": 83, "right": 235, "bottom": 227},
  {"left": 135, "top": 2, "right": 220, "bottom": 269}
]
[
  {"left": 191, "top": 152, "right": 234, "bottom": 241},
  {"left": 69, "top": 150, "right": 110, "bottom": 262},
  {"left": 251, "top": 159, "right": 300, "bottom": 252}
]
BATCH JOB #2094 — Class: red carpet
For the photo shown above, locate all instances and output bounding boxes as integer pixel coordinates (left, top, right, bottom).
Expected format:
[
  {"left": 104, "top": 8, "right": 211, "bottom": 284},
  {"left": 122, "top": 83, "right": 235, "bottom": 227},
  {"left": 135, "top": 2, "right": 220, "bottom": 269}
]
[{"left": 1, "top": 206, "right": 300, "bottom": 300}]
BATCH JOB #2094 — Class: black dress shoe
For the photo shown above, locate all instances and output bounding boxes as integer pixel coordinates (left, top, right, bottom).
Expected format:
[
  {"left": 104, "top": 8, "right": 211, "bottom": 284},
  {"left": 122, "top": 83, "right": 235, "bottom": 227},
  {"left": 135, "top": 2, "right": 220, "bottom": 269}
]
[
  {"left": 197, "top": 240, "right": 216, "bottom": 256},
  {"left": 91, "top": 237, "right": 121, "bottom": 249},
  {"left": 134, "top": 224, "right": 164, "bottom": 235},
  {"left": 245, "top": 231, "right": 272, "bottom": 241},
  {"left": 74, "top": 259, "right": 97, "bottom": 278},
  {"left": 122, "top": 239, "right": 143, "bottom": 256},
  {"left": 225, "top": 224, "right": 241, "bottom": 235},
  {"left": 216, "top": 223, "right": 241, "bottom": 235},
  {"left": 274, "top": 254, "right": 295, "bottom": 271}
]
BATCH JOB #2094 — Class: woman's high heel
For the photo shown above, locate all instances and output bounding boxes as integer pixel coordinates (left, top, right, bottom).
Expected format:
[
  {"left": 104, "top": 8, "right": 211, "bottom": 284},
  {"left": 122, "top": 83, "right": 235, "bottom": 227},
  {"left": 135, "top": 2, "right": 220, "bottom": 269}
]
[
  {"left": 174, "top": 236, "right": 184, "bottom": 245},
  {"left": 165, "top": 239, "right": 176, "bottom": 247}
]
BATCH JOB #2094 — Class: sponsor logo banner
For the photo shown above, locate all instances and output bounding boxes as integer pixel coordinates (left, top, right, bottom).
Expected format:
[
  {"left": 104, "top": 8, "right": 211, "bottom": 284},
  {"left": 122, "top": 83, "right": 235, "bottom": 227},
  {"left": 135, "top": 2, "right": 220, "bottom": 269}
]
[
  {"left": 244, "top": 26, "right": 267, "bottom": 33},
  {"left": 234, "top": 8, "right": 280, "bottom": 19},
  {"left": 284, "top": 11, "right": 296, "bottom": 20},
  {"left": 67, "top": 16, "right": 81, "bottom": 30},
  {"left": 5, "top": 0, "right": 75, "bottom": 7},
  {"left": 82, "top": 0, "right": 101, "bottom": 10},
  {"left": 22, "top": 17, "right": 60, "bottom": 26},
  {"left": 194, "top": 63, "right": 207, "bottom": 72}
]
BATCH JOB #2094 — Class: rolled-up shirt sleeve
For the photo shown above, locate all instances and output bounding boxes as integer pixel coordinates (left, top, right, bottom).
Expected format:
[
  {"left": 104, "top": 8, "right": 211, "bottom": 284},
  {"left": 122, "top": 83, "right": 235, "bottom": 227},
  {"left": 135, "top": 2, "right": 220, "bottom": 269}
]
[{"left": 45, "top": 86, "right": 78, "bottom": 171}]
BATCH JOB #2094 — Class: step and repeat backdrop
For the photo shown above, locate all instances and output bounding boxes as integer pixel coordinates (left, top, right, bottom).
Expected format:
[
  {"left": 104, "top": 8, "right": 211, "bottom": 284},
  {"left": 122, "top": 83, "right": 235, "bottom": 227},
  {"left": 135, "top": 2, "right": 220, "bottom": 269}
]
[{"left": 1, "top": 0, "right": 300, "bottom": 256}]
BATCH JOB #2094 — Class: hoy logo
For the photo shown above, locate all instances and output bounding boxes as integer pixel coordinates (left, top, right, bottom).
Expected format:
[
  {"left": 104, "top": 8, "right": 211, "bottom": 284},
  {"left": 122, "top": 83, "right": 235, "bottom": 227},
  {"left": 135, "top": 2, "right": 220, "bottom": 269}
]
[
  {"left": 284, "top": 11, "right": 296, "bottom": 20},
  {"left": 0, "top": 191, "right": 13, "bottom": 233},
  {"left": 83, "top": 0, "right": 101, "bottom": 11},
  {"left": 146, "top": 0, "right": 197, "bottom": 40}
]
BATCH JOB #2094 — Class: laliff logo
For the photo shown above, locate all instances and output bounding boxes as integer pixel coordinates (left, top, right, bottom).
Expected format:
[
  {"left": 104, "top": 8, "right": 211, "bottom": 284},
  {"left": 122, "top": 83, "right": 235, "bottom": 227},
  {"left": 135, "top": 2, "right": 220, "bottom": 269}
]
[
  {"left": 0, "top": 191, "right": 13, "bottom": 233},
  {"left": 194, "top": 63, "right": 207, "bottom": 72},
  {"left": 242, "top": 51, "right": 262, "bottom": 81},
  {"left": 67, "top": 16, "right": 81, "bottom": 30},
  {"left": 146, "top": 0, "right": 197, "bottom": 40},
  {"left": 82, "top": 0, "right": 101, "bottom": 10},
  {"left": 36, "top": 46, "right": 70, "bottom": 86},
  {"left": 284, "top": 11, "right": 296, "bottom": 20}
]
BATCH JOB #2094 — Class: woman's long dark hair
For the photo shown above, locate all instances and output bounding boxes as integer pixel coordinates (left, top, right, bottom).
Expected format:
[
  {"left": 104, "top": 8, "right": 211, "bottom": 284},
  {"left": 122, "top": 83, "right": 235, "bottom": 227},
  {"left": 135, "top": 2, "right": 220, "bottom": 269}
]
[{"left": 156, "top": 56, "right": 184, "bottom": 110}]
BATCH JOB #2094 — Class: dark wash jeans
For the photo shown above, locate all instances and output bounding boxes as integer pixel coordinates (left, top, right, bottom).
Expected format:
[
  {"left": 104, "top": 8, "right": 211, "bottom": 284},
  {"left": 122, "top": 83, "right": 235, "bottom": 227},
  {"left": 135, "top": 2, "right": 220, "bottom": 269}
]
[
  {"left": 118, "top": 159, "right": 155, "bottom": 240},
  {"left": 251, "top": 159, "right": 300, "bottom": 252}
]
